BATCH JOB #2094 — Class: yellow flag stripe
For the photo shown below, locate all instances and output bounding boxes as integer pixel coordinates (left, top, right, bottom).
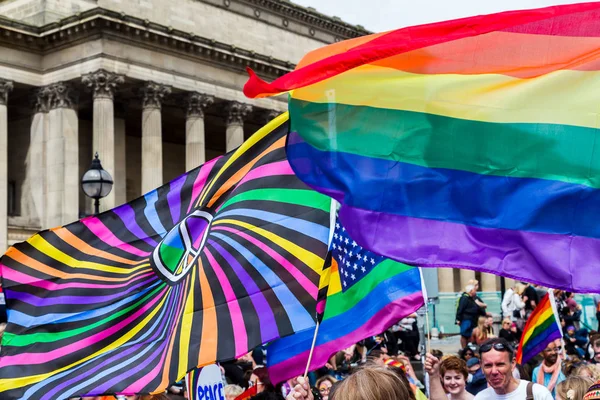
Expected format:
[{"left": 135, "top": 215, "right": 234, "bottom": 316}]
[
  {"left": 27, "top": 235, "right": 147, "bottom": 275},
  {"left": 212, "top": 218, "right": 324, "bottom": 273},
  {"left": 198, "top": 112, "right": 288, "bottom": 205},
  {"left": 177, "top": 272, "right": 196, "bottom": 378}
]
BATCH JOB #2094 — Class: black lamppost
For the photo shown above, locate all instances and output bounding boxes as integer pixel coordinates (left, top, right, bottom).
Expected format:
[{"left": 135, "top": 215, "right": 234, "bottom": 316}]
[{"left": 81, "top": 152, "right": 114, "bottom": 215}]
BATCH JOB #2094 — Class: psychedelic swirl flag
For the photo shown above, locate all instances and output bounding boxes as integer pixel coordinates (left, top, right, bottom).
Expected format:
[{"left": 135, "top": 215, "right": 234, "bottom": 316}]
[
  {"left": 266, "top": 215, "right": 424, "bottom": 384},
  {"left": 516, "top": 291, "right": 562, "bottom": 366},
  {"left": 0, "top": 113, "right": 332, "bottom": 399},
  {"left": 245, "top": 2, "right": 600, "bottom": 293}
]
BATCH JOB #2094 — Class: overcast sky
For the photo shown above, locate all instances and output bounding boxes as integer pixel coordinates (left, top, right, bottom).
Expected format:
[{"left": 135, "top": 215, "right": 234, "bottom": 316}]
[{"left": 292, "top": 0, "right": 584, "bottom": 32}]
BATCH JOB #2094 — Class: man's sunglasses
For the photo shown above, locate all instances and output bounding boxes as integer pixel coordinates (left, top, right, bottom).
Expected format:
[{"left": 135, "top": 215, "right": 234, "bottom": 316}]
[{"left": 479, "top": 342, "right": 514, "bottom": 354}]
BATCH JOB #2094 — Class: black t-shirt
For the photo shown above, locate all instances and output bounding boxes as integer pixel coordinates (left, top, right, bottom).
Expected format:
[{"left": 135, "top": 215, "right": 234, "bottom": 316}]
[{"left": 523, "top": 286, "right": 539, "bottom": 311}]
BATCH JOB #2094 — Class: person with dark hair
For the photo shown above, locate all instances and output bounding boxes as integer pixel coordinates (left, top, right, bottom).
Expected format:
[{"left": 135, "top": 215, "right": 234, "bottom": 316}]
[
  {"left": 431, "top": 349, "right": 444, "bottom": 360},
  {"left": 396, "top": 314, "right": 420, "bottom": 360},
  {"left": 531, "top": 340, "right": 566, "bottom": 397},
  {"left": 461, "top": 347, "right": 476, "bottom": 362},
  {"left": 474, "top": 338, "right": 552, "bottom": 399},
  {"left": 315, "top": 376, "right": 337, "bottom": 400},
  {"left": 250, "top": 367, "right": 284, "bottom": 400},
  {"left": 456, "top": 284, "right": 485, "bottom": 349},
  {"left": 521, "top": 282, "right": 539, "bottom": 316},
  {"left": 368, "top": 349, "right": 387, "bottom": 365}
]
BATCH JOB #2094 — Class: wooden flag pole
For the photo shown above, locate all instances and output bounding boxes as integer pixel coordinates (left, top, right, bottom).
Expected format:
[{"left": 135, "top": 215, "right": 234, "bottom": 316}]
[
  {"left": 304, "top": 321, "right": 321, "bottom": 378},
  {"left": 425, "top": 303, "right": 432, "bottom": 353}
]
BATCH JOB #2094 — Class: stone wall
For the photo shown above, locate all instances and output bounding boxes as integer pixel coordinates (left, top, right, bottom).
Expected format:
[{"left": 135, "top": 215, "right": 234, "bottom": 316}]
[
  {"left": 0, "top": 0, "right": 97, "bottom": 26},
  {"left": 98, "top": 0, "right": 328, "bottom": 63}
]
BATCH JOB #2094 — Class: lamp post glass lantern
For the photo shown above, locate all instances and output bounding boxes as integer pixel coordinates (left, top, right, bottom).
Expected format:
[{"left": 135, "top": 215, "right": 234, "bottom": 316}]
[{"left": 82, "top": 152, "right": 114, "bottom": 215}]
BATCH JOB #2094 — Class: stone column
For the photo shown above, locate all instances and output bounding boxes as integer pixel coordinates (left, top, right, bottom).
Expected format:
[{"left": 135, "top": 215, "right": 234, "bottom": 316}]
[
  {"left": 0, "top": 80, "right": 13, "bottom": 253},
  {"left": 225, "top": 102, "right": 253, "bottom": 152},
  {"left": 114, "top": 103, "right": 127, "bottom": 207},
  {"left": 481, "top": 273, "right": 497, "bottom": 292},
  {"left": 29, "top": 88, "right": 50, "bottom": 227},
  {"left": 82, "top": 70, "right": 124, "bottom": 212},
  {"left": 185, "top": 92, "right": 214, "bottom": 171},
  {"left": 140, "top": 82, "right": 171, "bottom": 193},
  {"left": 459, "top": 269, "right": 476, "bottom": 292},
  {"left": 46, "top": 82, "right": 79, "bottom": 227},
  {"left": 437, "top": 268, "right": 455, "bottom": 293},
  {"left": 505, "top": 278, "right": 516, "bottom": 290}
]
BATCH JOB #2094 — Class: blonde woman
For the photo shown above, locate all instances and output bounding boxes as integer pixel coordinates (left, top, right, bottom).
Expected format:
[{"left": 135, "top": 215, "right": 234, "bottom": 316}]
[
  {"left": 470, "top": 316, "right": 489, "bottom": 346},
  {"left": 555, "top": 376, "right": 594, "bottom": 400},
  {"left": 574, "top": 364, "right": 600, "bottom": 381},
  {"left": 224, "top": 384, "right": 244, "bottom": 400},
  {"left": 285, "top": 367, "right": 412, "bottom": 400}
]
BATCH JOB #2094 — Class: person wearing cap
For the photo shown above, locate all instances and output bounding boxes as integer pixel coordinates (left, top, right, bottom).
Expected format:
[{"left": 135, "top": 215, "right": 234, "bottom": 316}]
[
  {"left": 474, "top": 338, "right": 552, "bottom": 399},
  {"left": 466, "top": 357, "right": 487, "bottom": 396},
  {"left": 585, "top": 380, "right": 600, "bottom": 400}
]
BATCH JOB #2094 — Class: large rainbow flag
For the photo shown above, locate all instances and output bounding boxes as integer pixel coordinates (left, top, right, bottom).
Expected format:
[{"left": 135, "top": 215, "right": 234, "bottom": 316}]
[
  {"left": 516, "top": 291, "right": 562, "bottom": 365},
  {"left": 0, "top": 114, "right": 332, "bottom": 399},
  {"left": 266, "top": 216, "right": 424, "bottom": 384},
  {"left": 245, "top": 3, "right": 600, "bottom": 293}
]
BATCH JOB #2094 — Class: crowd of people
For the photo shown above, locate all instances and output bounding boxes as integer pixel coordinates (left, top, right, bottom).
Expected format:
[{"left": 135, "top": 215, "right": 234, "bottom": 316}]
[{"left": 5, "top": 279, "right": 600, "bottom": 400}]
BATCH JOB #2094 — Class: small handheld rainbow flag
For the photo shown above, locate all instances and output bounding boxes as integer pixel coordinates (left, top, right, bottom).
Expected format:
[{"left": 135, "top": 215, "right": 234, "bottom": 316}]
[{"left": 516, "top": 291, "right": 562, "bottom": 365}]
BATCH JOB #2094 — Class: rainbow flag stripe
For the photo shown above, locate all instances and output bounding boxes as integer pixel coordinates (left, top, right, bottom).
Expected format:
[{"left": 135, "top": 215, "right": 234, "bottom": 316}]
[
  {"left": 245, "top": 2, "right": 600, "bottom": 292},
  {"left": 516, "top": 292, "right": 562, "bottom": 365},
  {"left": 266, "top": 217, "right": 424, "bottom": 384}
]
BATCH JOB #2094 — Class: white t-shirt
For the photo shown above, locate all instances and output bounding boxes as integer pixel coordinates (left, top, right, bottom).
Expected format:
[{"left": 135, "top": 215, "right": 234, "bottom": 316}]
[{"left": 474, "top": 380, "right": 553, "bottom": 400}]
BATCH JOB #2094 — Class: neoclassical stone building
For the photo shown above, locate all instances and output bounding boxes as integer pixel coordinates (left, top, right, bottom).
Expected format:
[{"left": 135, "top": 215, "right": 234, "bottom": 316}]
[
  {"left": 0, "top": 0, "right": 368, "bottom": 242},
  {"left": 0, "top": 0, "right": 505, "bottom": 304}
]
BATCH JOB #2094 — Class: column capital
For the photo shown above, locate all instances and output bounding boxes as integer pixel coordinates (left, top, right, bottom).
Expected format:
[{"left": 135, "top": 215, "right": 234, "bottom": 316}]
[
  {"left": 186, "top": 92, "right": 214, "bottom": 119},
  {"left": 82, "top": 69, "right": 124, "bottom": 100},
  {"left": 30, "top": 87, "right": 50, "bottom": 113},
  {"left": 0, "top": 80, "right": 13, "bottom": 106},
  {"left": 261, "top": 109, "right": 280, "bottom": 124},
  {"left": 226, "top": 101, "right": 253, "bottom": 126},
  {"left": 141, "top": 82, "right": 171, "bottom": 110},
  {"left": 45, "top": 82, "right": 78, "bottom": 110}
]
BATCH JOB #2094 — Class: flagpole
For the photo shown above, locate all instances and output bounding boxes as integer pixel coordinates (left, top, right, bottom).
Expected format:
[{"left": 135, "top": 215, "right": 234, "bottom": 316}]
[
  {"left": 302, "top": 199, "right": 336, "bottom": 378},
  {"left": 548, "top": 289, "right": 566, "bottom": 359},
  {"left": 304, "top": 321, "right": 321, "bottom": 378},
  {"left": 425, "top": 304, "right": 432, "bottom": 353},
  {"left": 418, "top": 268, "right": 431, "bottom": 353}
]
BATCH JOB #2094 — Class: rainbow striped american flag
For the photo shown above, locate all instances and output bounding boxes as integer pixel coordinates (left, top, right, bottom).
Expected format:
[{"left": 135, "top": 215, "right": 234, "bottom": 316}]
[{"left": 266, "top": 216, "right": 424, "bottom": 383}]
